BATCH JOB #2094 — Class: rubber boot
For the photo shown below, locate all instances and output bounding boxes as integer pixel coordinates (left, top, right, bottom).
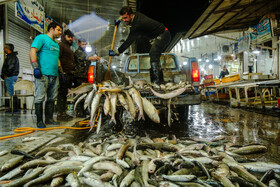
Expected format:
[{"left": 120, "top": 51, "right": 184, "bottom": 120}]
[
  {"left": 149, "top": 68, "right": 155, "bottom": 83},
  {"left": 13, "top": 96, "right": 20, "bottom": 113},
  {"left": 151, "top": 62, "right": 164, "bottom": 85},
  {"left": 35, "top": 103, "right": 46, "bottom": 128},
  {"left": 45, "top": 101, "right": 59, "bottom": 125}
]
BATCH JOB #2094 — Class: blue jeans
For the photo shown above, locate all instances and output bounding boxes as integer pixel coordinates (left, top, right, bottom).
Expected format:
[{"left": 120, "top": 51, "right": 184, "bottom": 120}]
[
  {"left": 4, "top": 76, "right": 18, "bottom": 96},
  {"left": 35, "top": 75, "right": 59, "bottom": 104}
]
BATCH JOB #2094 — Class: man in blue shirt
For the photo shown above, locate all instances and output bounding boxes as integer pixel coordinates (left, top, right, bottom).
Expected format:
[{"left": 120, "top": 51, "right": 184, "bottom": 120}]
[{"left": 30, "top": 22, "right": 62, "bottom": 128}]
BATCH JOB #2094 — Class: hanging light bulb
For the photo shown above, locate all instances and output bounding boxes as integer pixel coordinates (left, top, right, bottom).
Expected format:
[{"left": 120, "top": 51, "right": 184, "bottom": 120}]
[{"left": 86, "top": 44, "right": 92, "bottom": 53}]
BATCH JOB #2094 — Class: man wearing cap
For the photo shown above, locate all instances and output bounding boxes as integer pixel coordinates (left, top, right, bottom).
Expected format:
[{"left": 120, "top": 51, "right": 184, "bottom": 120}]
[{"left": 57, "top": 29, "right": 75, "bottom": 121}]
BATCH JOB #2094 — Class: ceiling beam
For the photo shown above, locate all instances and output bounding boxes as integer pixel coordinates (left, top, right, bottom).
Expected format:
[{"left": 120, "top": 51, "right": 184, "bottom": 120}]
[
  {"left": 212, "top": 34, "right": 237, "bottom": 41},
  {"left": 184, "top": 0, "right": 224, "bottom": 39},
  {"left": 213, "top": 1, "right": 265, "bottom": 14},
  {"left": 199, "top": 0, "right": 242, "bottom": 36}
]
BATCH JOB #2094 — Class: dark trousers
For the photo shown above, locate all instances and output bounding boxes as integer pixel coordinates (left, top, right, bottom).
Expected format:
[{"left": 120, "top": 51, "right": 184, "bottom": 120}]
[
  {"left": 149, "top": 30, "right": 171, "bottom": 83},
  {"left": 57, "top": 74, "right": 73, "bottom": 113}
]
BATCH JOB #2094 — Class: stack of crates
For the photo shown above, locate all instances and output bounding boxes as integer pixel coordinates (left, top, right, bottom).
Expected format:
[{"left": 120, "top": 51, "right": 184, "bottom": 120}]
[{"left": 222, "top": 74, "right": 240, "bottom": 83}]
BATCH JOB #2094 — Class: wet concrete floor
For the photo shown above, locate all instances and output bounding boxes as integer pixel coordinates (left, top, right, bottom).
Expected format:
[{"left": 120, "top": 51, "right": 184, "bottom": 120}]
[{"left": 0, "top": 102, "right": 279, "bottom": 163}]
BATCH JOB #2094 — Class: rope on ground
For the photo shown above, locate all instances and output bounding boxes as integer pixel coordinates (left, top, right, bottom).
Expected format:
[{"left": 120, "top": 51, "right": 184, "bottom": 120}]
[{"left": 0, "top": 120, "right": 94, "bottom": 140}]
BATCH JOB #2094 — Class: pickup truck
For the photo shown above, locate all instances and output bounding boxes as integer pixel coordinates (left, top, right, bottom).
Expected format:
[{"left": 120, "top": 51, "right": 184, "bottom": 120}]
[{"left": 122, "top": 53, "right": 202, "bottom": 121}]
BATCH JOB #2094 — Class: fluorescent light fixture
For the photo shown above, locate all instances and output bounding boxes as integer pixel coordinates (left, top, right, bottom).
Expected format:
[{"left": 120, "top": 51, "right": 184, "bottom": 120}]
[
  {"left": 209, "top": 64, "right": 213, "bottom": 69},
  {"left": 214, "top": 58, "right": 218, "bottom": 61},
  {"left": 206, "top": 59, "right": 209, "bottom": 63},
  {"left": 86, "top": 44, "right": 92, "bottom": 52},
  {"left": 198, "top": 58, "right": 202, "bottom": 62},
  {"left": 218, "top": 56, "right": 221, "bottom": 60},
  {"left": 183, "top": 61, "right": 187, "bottom": 65},
  {"left": 253, "top": 49, "right": 260, "bottom": 54},
  {"left": 112, "top": 65, "right": 116, "bottom": 69}
]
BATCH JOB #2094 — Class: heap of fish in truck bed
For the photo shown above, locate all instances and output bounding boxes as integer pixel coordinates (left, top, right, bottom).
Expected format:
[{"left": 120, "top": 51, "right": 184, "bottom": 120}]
[
  {"left": 0, "top": 134, "right": 280, "bottom": 186},
  {"left": 69, "top": 80, "right": 193, "bottom": 130}
]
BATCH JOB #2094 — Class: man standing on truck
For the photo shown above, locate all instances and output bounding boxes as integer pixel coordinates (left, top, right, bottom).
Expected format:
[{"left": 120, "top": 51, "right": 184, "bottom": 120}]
[{"left": 109, "top": 6, "right": 171, "bottom": 85}]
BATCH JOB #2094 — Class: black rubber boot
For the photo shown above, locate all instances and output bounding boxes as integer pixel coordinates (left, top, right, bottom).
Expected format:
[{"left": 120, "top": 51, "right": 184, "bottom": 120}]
[
  {"left": 151, "top": 62, "right": 164, "bottom": 85},
  {"left": 45, "top": 101, "right": 59, "bottom": 125},
  {"left": 13, "top": 96, "right": 20, "bottom": 113},
  {"left": 149, "top": 68, "right": 155, "bottom": 83},
  {"left": 35, "top": 103, "right": 46, "bottom": 128}
]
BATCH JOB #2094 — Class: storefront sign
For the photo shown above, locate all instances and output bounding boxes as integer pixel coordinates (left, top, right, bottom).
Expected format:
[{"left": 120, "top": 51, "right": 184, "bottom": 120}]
[
  {"left": 250, "top": 18, "right": 272, "bottom": 44},
  {"left": 15, "top": 0, "right": 44, "bottom": 33},
  {"left": 44, "top": 13, "right": 53, "bottom": 33},
  {"left": 237, "top": 34, "right": 250, "bottom": 54}
]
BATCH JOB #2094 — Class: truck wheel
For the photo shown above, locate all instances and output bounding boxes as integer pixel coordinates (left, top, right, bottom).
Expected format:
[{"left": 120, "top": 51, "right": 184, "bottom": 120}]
[{"left": 177, "top": 105, "right": 189, "bottom": 122}]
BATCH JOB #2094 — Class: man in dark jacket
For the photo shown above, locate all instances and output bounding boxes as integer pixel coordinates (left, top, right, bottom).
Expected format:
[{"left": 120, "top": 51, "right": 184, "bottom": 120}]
[
  {"left": 57, "top": 29, "right": 75, "bottom": 121},
  {"left": 110, "top": 6, "right": 171, "bottom": 84},
  {"left": 74, "top": 39, "right": 99, "bottom": 117},
  {"left": 1, "top": 43, "right": 19, "bottom": 112},
  {"left": 219, "top": 65, "right": 229, "bottom": 79}
]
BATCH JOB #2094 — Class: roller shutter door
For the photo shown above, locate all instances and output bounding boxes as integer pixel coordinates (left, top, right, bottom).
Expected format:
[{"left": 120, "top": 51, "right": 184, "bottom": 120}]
[{"left": 7, "top": 2, "right": 32, "bottom": 78}]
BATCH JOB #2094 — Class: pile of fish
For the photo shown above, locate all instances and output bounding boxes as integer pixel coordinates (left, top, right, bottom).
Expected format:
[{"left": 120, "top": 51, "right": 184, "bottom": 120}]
[
  {"left": 0, "top": 134, "right": 280, "bottom": 186},
  {"left": 68, "top": 80, "right": 192, "bottom": 130}
]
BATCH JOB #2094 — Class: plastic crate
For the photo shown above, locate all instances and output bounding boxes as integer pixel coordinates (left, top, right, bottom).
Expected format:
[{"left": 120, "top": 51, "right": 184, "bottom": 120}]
[
  {"left": 222, "top": 74, "right": 240, "bottom": 83},
  {"left": 213, "top": 79, "right": 220, "bottom": 85},
  {"left": 205, "top": 91, "right": 216, "bottom": 96}
]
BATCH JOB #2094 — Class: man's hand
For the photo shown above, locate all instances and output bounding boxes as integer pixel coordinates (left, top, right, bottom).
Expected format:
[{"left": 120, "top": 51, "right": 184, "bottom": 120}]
[
  {"left": 88, "top": 56, "right": 101, "bottom": 61},
  {"left": 58, "top": 66, "right": 66, "bottom": 83},
  {"left": 34, "top": 68, "right": 42, "bottom": 79},
  {"left": 114, "top": 19, "right": 121, "bottom": 27},
  {"left": 109, "top": 50, "right": 119, "bottom": 56}
]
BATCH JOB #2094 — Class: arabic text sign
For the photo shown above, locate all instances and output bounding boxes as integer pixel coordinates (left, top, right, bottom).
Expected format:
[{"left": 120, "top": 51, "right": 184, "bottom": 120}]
[
  {"left": 15, "top": 0, "right": 44, "bottom": 33},
  {"left": 250, "top": 18, "right": 272, "bottom": 44}
]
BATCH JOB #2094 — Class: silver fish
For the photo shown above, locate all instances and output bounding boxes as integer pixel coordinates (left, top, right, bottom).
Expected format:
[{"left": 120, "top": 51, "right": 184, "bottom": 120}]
[
  {"left": 149, "top": 86, "right": 187, "bottom": 99},
  {"left": 109, "top": 93, "right": 117, "bottom": 124},
  {"left": 1, "top": 155, "right": 24, "bottom": 172},
  {"left": 142, "top": 97, "right": 160, "bottom": 123},
  {"left": 124, "top": 91, "right": 136, "bottom": 120},
  {"left": 103, "top": 94, "right": 111, "bottom": 116},
  {"left": 74, "top": 93, "right": 87, "bottom": 111},
  {"left": 67, "top": 83, "right": 93, "bottom": 96},
  {"left": 88, "top": 92, "right": 102, "bottom": 130},
  {"left": 84, "top": 89, "right": 95, "bottom": 111},
  {"left": 129, "top": 88, "right": 144, "bottom": 121},
  {"left": 96, "top": 110, "right": 102, "bottom": 134}
]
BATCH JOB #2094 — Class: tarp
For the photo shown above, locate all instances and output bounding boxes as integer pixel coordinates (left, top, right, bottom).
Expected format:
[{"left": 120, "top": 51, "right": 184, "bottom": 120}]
[{"left": 68, "top": 12, "right": 108, "bottom": 44}]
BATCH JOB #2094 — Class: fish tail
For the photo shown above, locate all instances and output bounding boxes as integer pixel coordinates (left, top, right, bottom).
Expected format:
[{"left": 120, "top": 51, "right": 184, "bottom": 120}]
[
  {"left": 138, "top": 113, "right": 145, "bottom": 121},
  {"left": 110, "top": 117, "right": 116, "bottom": 124}
]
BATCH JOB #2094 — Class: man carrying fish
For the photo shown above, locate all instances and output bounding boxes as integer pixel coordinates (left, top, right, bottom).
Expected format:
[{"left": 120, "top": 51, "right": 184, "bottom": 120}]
[
  {"left": 109, "top": 6, "right": 171, "bottom": 85},
  {"left": 30, "top": 22, "right": 62, "bottom": 128}
]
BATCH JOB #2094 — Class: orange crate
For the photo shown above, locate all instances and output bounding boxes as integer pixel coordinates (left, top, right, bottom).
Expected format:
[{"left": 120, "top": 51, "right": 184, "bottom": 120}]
[
  {"left": 213, "top": 79, "right": 220, "bottom": 85},
  {"left": 222, "top": 74, "right": 240, "bottom": 83},
  {"left": 203, "top": 78, "right": 214, "bottom": 84}
]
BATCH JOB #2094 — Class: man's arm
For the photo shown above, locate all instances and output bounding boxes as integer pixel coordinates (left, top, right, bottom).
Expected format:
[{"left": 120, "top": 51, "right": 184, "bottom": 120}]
[
  {"left": 30, "top": 47, "right": 38, "bottom": 63},
  {"left": 30, "top": 47, "right": 42, "bottom": 79},
  {"left": 118, "top": 32, "right": 139, "bottom": 53}
]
